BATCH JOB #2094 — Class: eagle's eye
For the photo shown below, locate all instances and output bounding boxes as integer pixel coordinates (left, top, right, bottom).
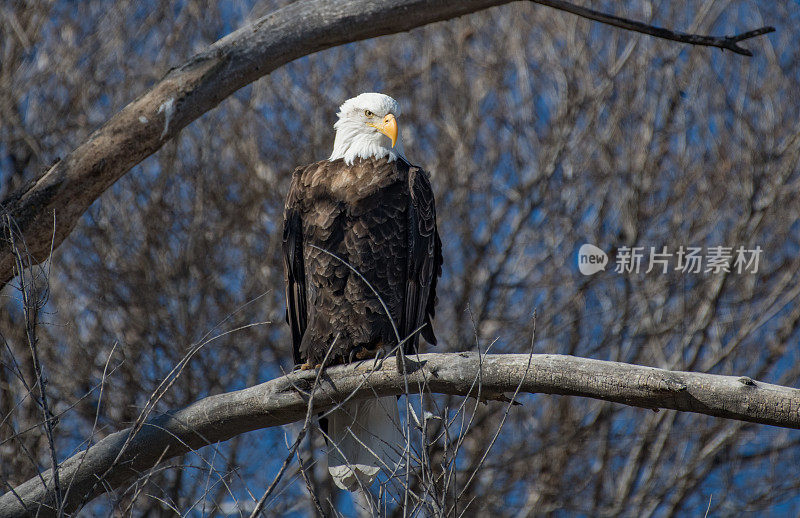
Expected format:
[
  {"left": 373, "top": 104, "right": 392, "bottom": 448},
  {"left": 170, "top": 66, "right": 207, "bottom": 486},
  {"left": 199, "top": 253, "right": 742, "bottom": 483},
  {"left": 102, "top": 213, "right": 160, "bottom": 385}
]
[{"left": 364, "top": 109, "right": 374, "bottom": 117}]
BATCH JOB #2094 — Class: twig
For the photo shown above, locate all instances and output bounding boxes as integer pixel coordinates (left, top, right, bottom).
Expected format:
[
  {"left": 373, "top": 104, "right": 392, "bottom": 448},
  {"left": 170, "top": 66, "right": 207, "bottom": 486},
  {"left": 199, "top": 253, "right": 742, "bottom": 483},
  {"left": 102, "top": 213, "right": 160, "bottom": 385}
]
[
  {"left": 6, "top": 214, "right": 63, "bottom": 516},
  {"left": 75, "top": 319, "right": 270, "bottom": 512},
  {"left": 60, "top": 342, "right": 119, "bottom": 511},
  {"left": 249, "top": 334, "right": 337, "bottom": 517},
  {"left": 455, "top": 311, "right": 535, "bottom": 512},
  {"left": 295, "top": 449, "right": 327, "bottom": 517}
]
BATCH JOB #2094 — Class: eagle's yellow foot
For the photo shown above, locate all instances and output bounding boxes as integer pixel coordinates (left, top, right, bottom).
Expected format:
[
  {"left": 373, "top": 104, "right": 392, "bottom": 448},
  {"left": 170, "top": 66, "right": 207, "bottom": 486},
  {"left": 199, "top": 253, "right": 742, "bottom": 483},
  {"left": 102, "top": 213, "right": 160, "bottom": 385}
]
[
  {"left": 300, "top": 362, "right": 318, "bottom": 371},
  {"left": 349, "top": 344, "right": 381, "bottom": 363}
]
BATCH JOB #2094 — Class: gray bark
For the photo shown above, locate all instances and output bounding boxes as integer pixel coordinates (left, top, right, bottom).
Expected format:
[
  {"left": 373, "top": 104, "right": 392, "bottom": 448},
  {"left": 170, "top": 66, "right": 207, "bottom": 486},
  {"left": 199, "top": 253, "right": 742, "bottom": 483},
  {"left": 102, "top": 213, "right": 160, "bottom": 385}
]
[
  {"left": 2, "top": 352, "right": 799, "bottom": 517},
  {"left": 0, "top": 0, "right": 512, "bottom": 287}
]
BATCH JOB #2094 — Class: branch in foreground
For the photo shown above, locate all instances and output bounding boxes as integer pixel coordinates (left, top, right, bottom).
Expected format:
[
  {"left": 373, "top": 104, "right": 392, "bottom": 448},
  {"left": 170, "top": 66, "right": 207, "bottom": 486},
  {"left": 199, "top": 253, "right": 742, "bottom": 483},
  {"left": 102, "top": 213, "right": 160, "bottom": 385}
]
[
  {"left": 3, "top": 352, "right": 799, "bottom": 517},
  {"left": 0, "top": 0, "right": 774, "bottom": 287}
]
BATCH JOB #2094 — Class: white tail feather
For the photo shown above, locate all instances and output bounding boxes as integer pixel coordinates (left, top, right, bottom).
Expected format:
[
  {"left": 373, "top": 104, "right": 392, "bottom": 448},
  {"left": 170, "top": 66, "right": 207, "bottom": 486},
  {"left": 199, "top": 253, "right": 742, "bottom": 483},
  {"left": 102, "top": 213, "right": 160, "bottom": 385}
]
[{"left": 327, "top": 396, "right": 404, "bottom": 491}]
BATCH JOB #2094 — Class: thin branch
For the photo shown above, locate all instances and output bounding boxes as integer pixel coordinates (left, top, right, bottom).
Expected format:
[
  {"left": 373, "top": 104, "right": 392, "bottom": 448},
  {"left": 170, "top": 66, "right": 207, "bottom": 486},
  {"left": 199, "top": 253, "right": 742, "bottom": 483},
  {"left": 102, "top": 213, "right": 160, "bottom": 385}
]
[
  {"left": 249, "top": 335, "right": 337, "bottom": 517},
  {"left": 3, "top": 352, "right": 800, "bottom": 517},
  {"left": 295, "top": 450, "right": 327, "bottom": 518},
  {"left": 532, "top": 0, "right": 775, "bottom": 57},
  {"left": 6, "top": 216, "right": 62, "bottom": 516}
]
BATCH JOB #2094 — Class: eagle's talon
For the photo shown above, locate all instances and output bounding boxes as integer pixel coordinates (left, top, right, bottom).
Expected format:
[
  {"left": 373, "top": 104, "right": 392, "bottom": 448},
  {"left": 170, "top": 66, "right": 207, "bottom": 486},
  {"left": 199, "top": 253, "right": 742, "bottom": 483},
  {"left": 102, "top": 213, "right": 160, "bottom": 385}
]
[{"left": 300, "top": 362, "right": 316, "bottom": 371}]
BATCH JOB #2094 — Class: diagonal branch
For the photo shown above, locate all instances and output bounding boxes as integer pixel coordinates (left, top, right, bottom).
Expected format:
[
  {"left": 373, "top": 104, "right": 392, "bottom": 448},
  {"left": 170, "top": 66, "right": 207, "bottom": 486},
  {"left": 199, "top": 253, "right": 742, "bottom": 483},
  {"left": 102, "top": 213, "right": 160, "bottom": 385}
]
[
  {"left": 2, "top": 352, "right": 799, "bottom": 517},
  {"left": 0, "top": 0, "right": 774, "bottom": 287},
  {"left": 532, "top": 0, "right": 774, "bottom": 57},
  {"left": 0, "top": 0, "right": 513, "bottom": 288}
]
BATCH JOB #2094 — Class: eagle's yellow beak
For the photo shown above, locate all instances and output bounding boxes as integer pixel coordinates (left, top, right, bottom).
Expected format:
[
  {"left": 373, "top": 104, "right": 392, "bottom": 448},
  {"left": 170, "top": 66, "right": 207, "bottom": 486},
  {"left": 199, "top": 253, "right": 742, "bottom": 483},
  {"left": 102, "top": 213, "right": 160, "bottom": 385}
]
[{"left": 377, "top": 113, "right": 398, "bottom": 148}]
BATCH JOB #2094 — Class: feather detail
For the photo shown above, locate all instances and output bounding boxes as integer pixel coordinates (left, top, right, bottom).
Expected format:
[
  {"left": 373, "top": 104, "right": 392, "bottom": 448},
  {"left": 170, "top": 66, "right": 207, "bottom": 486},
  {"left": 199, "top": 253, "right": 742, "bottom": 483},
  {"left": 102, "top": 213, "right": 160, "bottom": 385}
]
[
  {"left": 327, "top": 397, "right": 404, "bottom": 491},
  {"left": 328, "top": 93, "right": 406, "bottom": 165}
]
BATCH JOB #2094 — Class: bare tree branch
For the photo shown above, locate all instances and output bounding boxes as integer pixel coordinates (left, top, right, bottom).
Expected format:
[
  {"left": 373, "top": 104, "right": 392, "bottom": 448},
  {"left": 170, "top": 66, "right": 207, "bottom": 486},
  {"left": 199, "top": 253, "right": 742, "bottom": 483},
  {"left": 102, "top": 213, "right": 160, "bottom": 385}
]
[
  {"left": 2, "top": 352, "right": 799, "bottom": 517},
  {"left": 533, "top": 0, "right": 775, "bottom": 56},
  {"left": 0, "top": 0, "right": 513, "bottom": 287},
  {"left": 0, "top": 0, "right": 774, "bottom": 288}
]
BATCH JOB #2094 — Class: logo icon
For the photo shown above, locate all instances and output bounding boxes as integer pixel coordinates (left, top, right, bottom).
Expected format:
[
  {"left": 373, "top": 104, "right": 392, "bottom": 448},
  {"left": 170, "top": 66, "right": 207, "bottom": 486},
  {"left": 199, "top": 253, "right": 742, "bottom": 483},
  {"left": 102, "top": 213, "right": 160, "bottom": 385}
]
[{"left": 578, "top": 244, "right": 608, "bottom": 276}]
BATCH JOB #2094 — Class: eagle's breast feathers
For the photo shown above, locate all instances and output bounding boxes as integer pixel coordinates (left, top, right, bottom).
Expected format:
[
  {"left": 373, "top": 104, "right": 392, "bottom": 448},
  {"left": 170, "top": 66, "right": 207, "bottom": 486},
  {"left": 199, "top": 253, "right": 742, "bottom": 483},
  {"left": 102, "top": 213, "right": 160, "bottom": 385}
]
[{"left": 282, "top": 156, "right": 441, "bottom": 367}]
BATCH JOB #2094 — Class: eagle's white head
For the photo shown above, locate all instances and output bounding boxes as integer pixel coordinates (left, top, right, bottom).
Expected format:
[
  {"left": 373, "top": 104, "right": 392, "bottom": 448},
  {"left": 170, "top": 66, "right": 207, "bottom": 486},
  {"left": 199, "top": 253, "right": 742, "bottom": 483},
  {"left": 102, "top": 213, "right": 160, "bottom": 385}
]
[{"left": 329, "top": 92, "right": 406, "bottom": 165}]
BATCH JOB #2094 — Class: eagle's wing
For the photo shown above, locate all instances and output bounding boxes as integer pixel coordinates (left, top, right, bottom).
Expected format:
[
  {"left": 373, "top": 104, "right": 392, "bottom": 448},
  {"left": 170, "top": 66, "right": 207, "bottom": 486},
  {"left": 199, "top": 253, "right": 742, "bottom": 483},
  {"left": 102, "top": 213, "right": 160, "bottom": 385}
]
[
  {"left": 403, "top": 165, "right": 442, "bottom": 355},
  {"left": 283, "top": 168, "right": 307, "bottom": 366}
]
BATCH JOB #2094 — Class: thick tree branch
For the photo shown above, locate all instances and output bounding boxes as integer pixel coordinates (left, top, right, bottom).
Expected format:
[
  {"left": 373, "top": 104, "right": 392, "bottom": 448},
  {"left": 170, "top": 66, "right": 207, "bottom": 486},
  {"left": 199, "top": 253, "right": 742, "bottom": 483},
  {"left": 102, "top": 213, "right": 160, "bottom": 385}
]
[
  {"left": 0, "top": 0, "right": 774, "bottom": 287},
  {"left": 2, "top": 352, "right": 799, "bottom": 517},
  {"left": 0, "top": 0, "right": 511, "bottom": 287}
]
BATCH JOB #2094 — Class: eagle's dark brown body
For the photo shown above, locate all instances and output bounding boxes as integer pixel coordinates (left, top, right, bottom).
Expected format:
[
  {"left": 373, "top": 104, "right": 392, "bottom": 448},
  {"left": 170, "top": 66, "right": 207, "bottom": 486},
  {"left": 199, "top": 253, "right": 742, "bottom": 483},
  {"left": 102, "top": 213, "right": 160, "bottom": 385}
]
[{"left": 283, "top": 156, "right": 441, "bottom": 367}]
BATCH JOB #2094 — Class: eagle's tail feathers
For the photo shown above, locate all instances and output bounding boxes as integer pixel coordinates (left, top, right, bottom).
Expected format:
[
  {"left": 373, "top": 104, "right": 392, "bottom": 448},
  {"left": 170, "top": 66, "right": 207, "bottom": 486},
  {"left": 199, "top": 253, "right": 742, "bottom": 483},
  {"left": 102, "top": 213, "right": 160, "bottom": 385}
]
[{"left": 327, "top": 397, "right": 404, "bottom": 491}]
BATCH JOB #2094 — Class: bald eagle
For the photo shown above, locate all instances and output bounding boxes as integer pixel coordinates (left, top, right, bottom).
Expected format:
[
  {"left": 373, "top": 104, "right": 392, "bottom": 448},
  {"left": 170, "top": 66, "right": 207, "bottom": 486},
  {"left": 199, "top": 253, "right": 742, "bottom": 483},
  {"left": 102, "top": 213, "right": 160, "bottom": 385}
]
[{"left": 282, "top": 93, "right": 442, "bottom": 491}]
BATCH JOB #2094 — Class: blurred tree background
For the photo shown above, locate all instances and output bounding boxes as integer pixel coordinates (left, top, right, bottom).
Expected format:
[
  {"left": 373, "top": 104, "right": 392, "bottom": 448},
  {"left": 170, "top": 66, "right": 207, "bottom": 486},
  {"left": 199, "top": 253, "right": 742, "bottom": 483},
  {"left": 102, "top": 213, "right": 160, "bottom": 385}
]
[{"left": 2, "top": 0, "right": 800, "bottom": 516}]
